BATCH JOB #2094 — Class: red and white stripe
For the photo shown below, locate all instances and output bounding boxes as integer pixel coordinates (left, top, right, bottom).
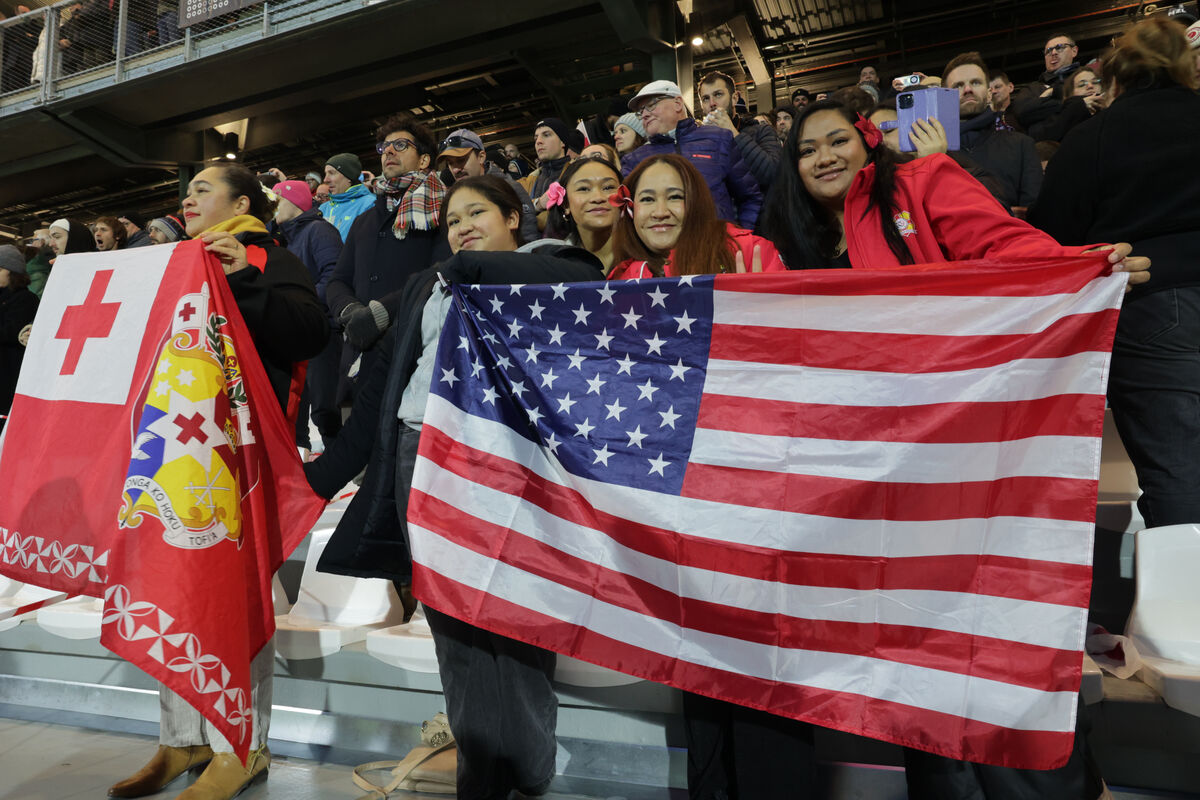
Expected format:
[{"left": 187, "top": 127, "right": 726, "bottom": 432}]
[{"left": 409, "top": 258, "right": 1126, "bottom": 770}]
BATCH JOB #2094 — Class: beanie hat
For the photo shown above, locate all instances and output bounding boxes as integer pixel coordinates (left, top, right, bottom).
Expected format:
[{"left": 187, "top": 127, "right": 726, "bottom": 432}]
[
  {"left": 534, "top": 118, "right": 575, "bottom": 153},
  {"left": 0, "top": 244, "right": 26, "bottom": 275},
  {"left": 274, "top": 180, "right": 313, "bottom": 213},
  {"left": 49, "top": 218, "right": 70, "bottom": 233},
  {"left": 615, "top": 113, "right": 646, "bottom": 138},
  {"left": 305, "top": 171, "right": 322, "bottom": 184},
  {"left": 147, "top": 216, "right": 186, "bottom": 242},
  {"left": 325, "top": 153, "right": 362, "bottom": 183},
  {"left": 120, "top": 211, "right": 146, "bottom": 230}
]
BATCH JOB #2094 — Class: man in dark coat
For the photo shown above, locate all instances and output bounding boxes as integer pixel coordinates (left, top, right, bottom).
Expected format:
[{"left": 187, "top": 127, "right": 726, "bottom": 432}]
[
  {"left": 324, "top": 112, "right": 451, "bottom": 394},
  {"left": 1009, "top": 33, "right": 1089, "bottom": 142},
  {"left": 944, "top": 52, "right": 1043, "bottom": 209},
  {"left": 622, "top": 80, "right": 764, "bottom": 229},
  {"left": 697, "top": 70, "right": 782, "bottom": 190},
  {"left": 1, "top": 6, "right": 40, "bottom": 93}
]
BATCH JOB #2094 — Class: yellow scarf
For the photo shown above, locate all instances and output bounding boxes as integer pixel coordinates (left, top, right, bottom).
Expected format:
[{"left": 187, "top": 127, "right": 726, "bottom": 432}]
[{"left": 202, "top": 215, "right": 268, "bottom": 236}]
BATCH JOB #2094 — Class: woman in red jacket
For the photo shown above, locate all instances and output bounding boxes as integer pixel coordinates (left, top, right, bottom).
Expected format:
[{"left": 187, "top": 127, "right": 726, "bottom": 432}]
[
  {"left": 760, "top": 99, "right": 1148, "bottom": 800},
  {"left": 759, "top": 99, "right": 1150, "bottom": 283},
  {"left": 609, "top": 153, "right": 785, "bottom": 279}
]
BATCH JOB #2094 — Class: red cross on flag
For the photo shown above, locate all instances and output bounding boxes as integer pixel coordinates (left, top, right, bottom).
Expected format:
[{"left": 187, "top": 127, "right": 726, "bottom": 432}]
[{"left": 0, "top": 242, "right": 324, "bottom": 764}]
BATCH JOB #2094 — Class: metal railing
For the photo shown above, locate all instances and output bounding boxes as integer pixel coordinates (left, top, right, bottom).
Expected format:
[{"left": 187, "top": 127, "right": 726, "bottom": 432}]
[{"left": 0, "top": 0, "right": 367, "bottom": 110}]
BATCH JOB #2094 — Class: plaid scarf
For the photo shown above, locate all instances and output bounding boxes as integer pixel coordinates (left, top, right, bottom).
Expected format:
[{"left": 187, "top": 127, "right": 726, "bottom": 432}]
[{"left": 376, "top": 170, "right": 446, "bottom": 240}]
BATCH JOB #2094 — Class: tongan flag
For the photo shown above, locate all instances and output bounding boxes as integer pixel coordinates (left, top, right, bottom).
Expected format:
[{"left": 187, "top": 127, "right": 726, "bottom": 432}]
[
  {"left": 0, "top": 242, "right": 324, "bottom": 763},
  {"left": 409, "top": 256, "right": 1126, "bottom": 770}
]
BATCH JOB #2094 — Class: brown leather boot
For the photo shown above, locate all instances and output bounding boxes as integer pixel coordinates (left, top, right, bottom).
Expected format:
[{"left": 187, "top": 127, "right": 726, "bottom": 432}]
[
  {"left": 108, "top": 744, "right": 214, "bottom": 797},
  {"left": 174, "top": 747, "right": 270, "bottom": 800}
]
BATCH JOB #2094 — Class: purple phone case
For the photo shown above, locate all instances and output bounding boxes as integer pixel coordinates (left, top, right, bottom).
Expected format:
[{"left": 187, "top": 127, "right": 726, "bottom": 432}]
[{"left": 897, "top": 88, "right": 962, "bottom": 152}]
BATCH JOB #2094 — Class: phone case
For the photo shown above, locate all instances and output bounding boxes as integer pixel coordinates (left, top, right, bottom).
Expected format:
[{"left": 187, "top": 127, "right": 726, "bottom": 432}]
[{"left": 897, "top": 88, "right": 962, "bottom": 153}]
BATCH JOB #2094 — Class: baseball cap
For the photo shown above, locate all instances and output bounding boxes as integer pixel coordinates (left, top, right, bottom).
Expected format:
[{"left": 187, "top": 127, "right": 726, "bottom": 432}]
[
  {"left": 438, "top": 129, "right": 485, "bottom": 161},
  {"left": 629, "top": 80, "right": 683, "bottom": 112}
]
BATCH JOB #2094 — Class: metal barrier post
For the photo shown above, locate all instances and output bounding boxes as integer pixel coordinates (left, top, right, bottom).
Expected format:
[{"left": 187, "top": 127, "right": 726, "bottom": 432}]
[
  {"left": 39, "top": 6, "right": 55, "bottom": 104},
  {"left": 262, "top": 2, "right": 271, "bottom": 36},
  {"left": 183, "top": 25, "right": 192, "bottom": 61},
  {"left": 115, "top": 0, "right": 129, "bottom": 80}
]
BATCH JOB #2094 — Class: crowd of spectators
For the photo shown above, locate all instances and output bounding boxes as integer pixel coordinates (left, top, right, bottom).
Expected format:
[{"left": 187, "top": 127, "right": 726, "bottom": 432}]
[{"left": 2, "top": 10, "right": 1198, "bottom": 800}]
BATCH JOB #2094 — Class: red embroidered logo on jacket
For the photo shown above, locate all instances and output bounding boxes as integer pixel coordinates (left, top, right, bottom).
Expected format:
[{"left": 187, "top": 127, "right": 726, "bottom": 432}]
[
  {"left": 690, "top": 154, "right": 713, "bottom": 159},
  {"left": 894, "top": 211, "right": 916, "bottom": 238}
]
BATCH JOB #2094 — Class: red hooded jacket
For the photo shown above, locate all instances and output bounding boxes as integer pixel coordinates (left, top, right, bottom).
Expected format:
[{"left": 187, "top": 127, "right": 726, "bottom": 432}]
[
  {"left": 845, "top": 153, "right": 1095, "bottom": 266},
  {"left": 608, "top": 223, "right": 786, "bottom": 280}
]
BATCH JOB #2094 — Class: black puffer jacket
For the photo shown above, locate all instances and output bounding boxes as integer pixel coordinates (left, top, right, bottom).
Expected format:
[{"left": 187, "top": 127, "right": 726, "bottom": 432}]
[
  {"left": 0, "top": 286, "right": 38, "bottom": 425},
  {"left": 307, "top": 244, "right": 604, "bottom": 580},
  {"left": 958, "top": 111, "right": 1043, "bottom": 207},
  {"left": 732, "top": 116, "right": 782, "bottom": 190},
  {"left": 226, "top": 232, "right": 330, "bottom": 410}
]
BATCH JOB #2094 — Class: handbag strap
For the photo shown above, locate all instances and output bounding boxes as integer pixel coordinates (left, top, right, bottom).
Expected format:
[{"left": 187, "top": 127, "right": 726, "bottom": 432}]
[{"left": 351, "top": 739, "right": 456, "bottom": 798}]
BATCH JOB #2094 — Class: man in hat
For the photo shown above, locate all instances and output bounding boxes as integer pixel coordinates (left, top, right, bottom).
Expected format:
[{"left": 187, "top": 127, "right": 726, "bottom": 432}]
[
  {"left": 437, "top": 128, "right": 538, "bottom": 242},
  {"left": 119, "top": 212, "right": 153, "bottom": 248},
  {"left": 146, "top": 216, "right": 187, "bottom": 244},
  {"left": 518, "top": 118, "right": 577, "bottom": 227},
  {"left": 319, "top": 152, "right": 377, "bottom": 241},
  {"left": 305, "top": 171, "right": 323, "bottom": 195},
  {"left": 622, "top": 79, "right": 764, "bottom": 229}
]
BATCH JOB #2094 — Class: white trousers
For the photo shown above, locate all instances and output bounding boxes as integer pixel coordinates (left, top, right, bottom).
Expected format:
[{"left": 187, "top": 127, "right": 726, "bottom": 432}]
[{"left": 158, "top": 638, "right": 274, "bottom": 754}]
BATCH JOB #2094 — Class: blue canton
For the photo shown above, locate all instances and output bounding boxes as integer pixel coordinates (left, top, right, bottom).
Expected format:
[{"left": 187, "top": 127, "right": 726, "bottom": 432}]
[{"left": 430, "top": 276, "right": 715, "bottom": 495}]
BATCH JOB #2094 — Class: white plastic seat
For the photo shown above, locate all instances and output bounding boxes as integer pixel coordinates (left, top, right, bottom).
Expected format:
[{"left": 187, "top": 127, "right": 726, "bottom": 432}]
[
  {"left": 1126, "top": 523, "right": 1200, "bottom": 717},
  {"left": 36, "top": 595, "right": 103, "bottom": 639},
  {"left": 365, "top": 605, "right": 440, "bottom": 673},
  {"left": 275, "top": 529, "right": 405, "bottom": 660},
  {"left": 0, "top": 583, "right": 67, "bottom": 633}
]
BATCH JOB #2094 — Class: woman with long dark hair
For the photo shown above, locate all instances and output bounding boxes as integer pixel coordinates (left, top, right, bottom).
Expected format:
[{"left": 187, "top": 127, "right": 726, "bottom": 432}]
[
  {"left": 108, "top": 161, "right": 327, "bottom": 800},
  {"left": 306, "top": 175, "right": 606, "bottom": 800},
  {"left": 610, "top": 153, "right": 785, "bottom": 278},
  {"left": 544, "top": 154, "right": 622, "bottom": 272}
]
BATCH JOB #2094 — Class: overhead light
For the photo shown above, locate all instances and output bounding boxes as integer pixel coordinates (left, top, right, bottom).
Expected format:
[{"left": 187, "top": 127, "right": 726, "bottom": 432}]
[
  {"left": 691, "top": 35, "right": 704, "bottom": 46},
  {"left": 221, "top": 132, "right": 239, "bottom": 160}
]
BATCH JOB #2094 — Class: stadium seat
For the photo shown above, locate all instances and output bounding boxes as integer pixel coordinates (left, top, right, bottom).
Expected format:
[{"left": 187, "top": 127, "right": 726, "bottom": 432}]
[
  {"left": 1097, "top": 408, "right": 1144, "bottom": 533},
  {"left": 36, "top": 595, "right": 103, "bottom": 639},
  {"left": 0, "top": 583, "right": 67, "bottom": 633},
  {"left": 364, "top": 605, "right": 440, "bottom": 673},
  {"left": 275, "top": 528, "right": 405, "bottom": 660},
  {"left": 1126, "top": 523, "right": 1200, "bottom": 717}
]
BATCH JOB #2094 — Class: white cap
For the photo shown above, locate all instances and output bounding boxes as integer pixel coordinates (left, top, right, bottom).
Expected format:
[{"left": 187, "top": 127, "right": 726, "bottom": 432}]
[
  {"left": 49, "top": 218, "right": 70, "bottom": 232},
  {"left": 1187, "top": 20, "right": 1200, "bottom": 49},
  {"left": 629, "top": 80, "right": 683, "bottom": 111}
]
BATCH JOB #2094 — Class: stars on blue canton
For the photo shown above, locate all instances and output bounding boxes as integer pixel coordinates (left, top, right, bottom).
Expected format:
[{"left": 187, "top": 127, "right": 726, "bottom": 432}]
[{"left": 432, "top": 277, "right": 715, "bottom": 495}]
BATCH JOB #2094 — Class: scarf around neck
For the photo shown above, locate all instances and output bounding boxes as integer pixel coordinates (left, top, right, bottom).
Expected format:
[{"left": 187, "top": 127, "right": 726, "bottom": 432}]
[
  {"left": 376, "top": 170, "right": 446, "bottom": 240},
  {"left": 202, "top": 215, "right": 268, "bottom": 236}
]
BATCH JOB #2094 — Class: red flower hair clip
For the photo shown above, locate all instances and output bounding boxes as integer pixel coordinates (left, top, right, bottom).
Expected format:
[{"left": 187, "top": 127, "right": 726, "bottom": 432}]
[
  {"left": 854, "top": 113, "right": 884, "bottom": 149},
  {"left": 608, "top": 184, "right": 634, "bottom": 218}
]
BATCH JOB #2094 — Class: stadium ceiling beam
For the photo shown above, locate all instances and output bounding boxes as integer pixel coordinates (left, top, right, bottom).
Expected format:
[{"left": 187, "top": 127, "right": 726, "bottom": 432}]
[
  {"left": 41, "top": 108, "right": 205, "bottom": 168},
  {"left": 726, "top": 13, "right": 773, "bottom": 109}
]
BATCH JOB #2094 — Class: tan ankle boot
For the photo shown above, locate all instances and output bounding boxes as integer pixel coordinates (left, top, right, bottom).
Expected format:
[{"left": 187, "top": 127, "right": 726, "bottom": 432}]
[
  {"left": 174, "top": 747, "right": 270, "bottom": 800},
  {"left": 108, "top": 744, "right": 214, "bottom": 798}
]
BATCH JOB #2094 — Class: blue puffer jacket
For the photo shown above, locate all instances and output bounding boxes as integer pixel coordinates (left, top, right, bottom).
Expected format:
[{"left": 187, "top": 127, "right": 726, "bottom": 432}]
[
  {"left": 621, "top": 117, "right": 764, "bottom": 229},
  {"left": 273, "top": 208, "right": 342, "bottom": 320},
  {"left": 319, "top": 183, "right": 377, "bottom": 241}
]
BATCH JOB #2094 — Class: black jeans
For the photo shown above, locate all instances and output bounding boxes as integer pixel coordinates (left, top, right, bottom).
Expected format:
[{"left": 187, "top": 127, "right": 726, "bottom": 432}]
[
  {"left": 683, "top": 691, "right": 816, "bottom": 800},
  {"left": 1107, "top": 286, "right": 1200, "bottom": 528},
  {"left": 425, "top": 605, "right": 558, "bottom": 800}
]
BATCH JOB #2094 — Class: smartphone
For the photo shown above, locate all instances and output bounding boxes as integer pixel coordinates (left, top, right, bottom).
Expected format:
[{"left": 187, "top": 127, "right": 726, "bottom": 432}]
[{"left": 897, "top": 88, "right": 961, "bottom": 152}]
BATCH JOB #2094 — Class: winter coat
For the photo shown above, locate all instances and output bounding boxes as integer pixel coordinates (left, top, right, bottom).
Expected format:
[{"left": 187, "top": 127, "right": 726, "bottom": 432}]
[
  {"left": 226, "top": 231, "right": 330, "bottom": 410},
  {"left": 319, "top": 183, "right": 377, "bottom": 242},
  {"left": 25, "top": 251, "right": 52, "bottom": 297},
  {"left": 306, "top": 244, "right": 605, "bottom": 580},
  {"left": 0, "top": 286, "right": 38, "bottom": 423},
  {"left": 486, "top": 163, "right": 539, "bottom": 244},
  {"left": 124, "top": 230, "right": 153, "bottom": 248},
  {"left": 843, "top": 154, "right": 1092, "bottom": 267},
  {"left": 732, "top": 116, "right": 783, "bottom": 190},
  {"left": 958, "top": 111, "right": 1043, "bottom": 208},
  {"left": 622, "top": 117, "right": 764, "bottom": 229},
  {"left": 1030, "top": 84, "right": 1200, "bottom": 299},
  {"left": 323, "top": 192, "right": 451, "bottom": 320},
  {"left": 608, "top": 223, "right": 786, "bottom": 279},
  {"left": 273, "top": 208, "right": 342, "bottom": 317}
]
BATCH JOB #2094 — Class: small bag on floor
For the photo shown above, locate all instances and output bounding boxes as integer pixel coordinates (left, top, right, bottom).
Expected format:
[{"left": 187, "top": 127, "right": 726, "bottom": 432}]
[{"left": 353, "top": 712, "right": 457, "bottom": 797}]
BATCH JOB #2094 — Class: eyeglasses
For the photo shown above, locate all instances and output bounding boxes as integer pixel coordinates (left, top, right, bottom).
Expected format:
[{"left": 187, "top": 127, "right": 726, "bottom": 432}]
[
  {"left": 377, "top": 138, "right": 417, "bottom": 155},
  {"left": 637, "top": 96, "right": 670, "bottom": 118},
  {"left": 1044, "top": 42, "right": 1075, "bottom": 56}
]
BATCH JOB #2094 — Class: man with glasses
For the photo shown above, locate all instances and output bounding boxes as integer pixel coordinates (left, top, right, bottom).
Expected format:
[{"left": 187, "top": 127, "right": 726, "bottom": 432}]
[
  {"left": 319, "top": 153, "right": 377, "bottom": 241},
  {"left": 622, "top": 79, "right": 763, "bottom": 229},
  {"left": 324, "top": 113, "right": 450, "bottom": 388},
  {"left": 1009, "top": 34, "right": 1091, "bottom": 142},
  {"left": 437, "top": 128, "right": 538, "bottom": 242}
]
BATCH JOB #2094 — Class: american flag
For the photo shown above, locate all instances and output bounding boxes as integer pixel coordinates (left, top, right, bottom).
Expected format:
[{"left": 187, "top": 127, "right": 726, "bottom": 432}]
[{"left": 408, "top": 256, "right": 1125, "bottom": 769}]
